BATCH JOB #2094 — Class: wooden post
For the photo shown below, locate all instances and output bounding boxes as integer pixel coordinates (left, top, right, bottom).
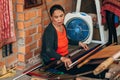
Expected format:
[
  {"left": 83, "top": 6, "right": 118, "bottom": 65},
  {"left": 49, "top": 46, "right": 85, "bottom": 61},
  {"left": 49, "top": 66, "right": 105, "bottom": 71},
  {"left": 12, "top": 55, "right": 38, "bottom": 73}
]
[{"left": 93, "top": 51, "right": 120, "bottom": 75}]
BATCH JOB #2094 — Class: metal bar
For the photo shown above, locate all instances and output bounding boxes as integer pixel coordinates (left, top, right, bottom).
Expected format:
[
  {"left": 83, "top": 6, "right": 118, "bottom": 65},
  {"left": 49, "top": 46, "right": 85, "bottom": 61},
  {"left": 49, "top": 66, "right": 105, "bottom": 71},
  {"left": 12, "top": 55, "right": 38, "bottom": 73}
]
[{"left": 76, "top": 0, "right": 81, "bottom": 12}]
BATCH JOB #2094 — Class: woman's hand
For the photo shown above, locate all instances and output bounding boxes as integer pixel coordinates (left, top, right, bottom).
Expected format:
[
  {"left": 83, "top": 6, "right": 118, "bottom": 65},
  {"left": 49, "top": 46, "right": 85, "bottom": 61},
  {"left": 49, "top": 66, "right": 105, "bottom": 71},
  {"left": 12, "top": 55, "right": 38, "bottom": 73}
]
[
  {"left": 78, "top": 42, "right": 89, "bottom": 50},
  {"left": 60, "top": 57, "right": 72, "bottom": 69}
]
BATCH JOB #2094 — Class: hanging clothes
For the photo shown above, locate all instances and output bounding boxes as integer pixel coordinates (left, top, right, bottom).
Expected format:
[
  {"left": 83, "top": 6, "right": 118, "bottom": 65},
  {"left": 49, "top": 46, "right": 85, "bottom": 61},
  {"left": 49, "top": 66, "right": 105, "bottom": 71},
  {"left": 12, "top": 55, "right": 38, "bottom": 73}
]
[
  {"left": 101, "top": 0, "right": 120, "bottom": 45},
  {"left": 0, "top": 0, "right": 16, "bottom": 48},
  {"left": 101, "top": 0, "right": 120, "bottom": 25}
]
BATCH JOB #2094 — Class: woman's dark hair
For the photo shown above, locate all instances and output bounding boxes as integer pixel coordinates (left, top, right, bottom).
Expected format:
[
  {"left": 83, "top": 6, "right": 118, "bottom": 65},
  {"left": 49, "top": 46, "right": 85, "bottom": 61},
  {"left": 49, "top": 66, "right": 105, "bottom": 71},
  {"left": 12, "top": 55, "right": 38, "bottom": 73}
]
[{"left": 50, "top": 4, "right": 65, "bottom": 16}]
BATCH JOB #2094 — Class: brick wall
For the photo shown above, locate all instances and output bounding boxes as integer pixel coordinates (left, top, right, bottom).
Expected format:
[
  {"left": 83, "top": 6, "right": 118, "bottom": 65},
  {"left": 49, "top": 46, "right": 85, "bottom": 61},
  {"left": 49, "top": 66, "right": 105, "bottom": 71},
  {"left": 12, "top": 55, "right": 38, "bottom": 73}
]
[
  {"left": 0, "top": 0, "right": 75, "bottom": 70},
  {"left": 15, "top": 0, "right": 43, "bottom": 70}
]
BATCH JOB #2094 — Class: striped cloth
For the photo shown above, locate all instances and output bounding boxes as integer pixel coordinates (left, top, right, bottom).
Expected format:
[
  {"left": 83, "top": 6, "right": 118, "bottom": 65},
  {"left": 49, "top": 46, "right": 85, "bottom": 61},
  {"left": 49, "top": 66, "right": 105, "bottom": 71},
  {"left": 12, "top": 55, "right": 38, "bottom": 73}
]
[
  {"left": 0, "top": 0, "right": 16, "bottom": 48},
  {"left": 101, "top": 0, "right": 120, "bottom": 25}
]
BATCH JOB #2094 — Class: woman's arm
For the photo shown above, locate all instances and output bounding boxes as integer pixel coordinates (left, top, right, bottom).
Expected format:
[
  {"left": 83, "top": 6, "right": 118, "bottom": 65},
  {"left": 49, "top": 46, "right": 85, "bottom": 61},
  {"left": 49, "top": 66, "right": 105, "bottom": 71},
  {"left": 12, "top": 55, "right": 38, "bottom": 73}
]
[{"left": 42, "top": 25, "right": 61, "bottom": 60}]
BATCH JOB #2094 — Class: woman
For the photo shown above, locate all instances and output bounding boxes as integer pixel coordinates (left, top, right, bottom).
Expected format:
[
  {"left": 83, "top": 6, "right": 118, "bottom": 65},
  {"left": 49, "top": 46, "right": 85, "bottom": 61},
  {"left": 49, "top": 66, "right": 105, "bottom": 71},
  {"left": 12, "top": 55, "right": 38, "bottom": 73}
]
[
  {"left": 41, "top": 4, "right": 107, "bottom": 80},
  {"left": 41, "top": 4, "right": 88, "bottom": 68},
  {"left": 41, "top": 4, "right": 89, "bottom": 80}
]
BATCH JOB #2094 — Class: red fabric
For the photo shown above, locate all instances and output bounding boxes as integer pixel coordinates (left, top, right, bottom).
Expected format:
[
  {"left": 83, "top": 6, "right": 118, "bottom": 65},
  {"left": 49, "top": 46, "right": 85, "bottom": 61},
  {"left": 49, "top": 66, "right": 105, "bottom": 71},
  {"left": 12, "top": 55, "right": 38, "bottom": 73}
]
[
  {"left": 0, "top": 0, "right": 16, "bottom": 48},
  {"left": 101, "top": 0, "right": 120, "bottom": 25},
  {"left": 56, "top": 27, "right": 68, "bottom": 56},
  {"left": 115, "top": 23, "right": 119, "bottom": 28},
  {"left": 50, "top": 58, "right": 56, "bottom": 61}
]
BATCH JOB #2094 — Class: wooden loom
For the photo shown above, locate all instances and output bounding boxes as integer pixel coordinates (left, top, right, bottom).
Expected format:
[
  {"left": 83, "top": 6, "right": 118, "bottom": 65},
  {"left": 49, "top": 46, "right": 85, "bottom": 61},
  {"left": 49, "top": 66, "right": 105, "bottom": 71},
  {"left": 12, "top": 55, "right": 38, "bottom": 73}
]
[
  {"left": 24, "top": 44, "right": 120, "bottom": 80},
  {"left": 77, "top": 44, "right": 120, "bottom": 76},
  {"left": 77, "top": 44, "right": 120, "bottom": 68}
]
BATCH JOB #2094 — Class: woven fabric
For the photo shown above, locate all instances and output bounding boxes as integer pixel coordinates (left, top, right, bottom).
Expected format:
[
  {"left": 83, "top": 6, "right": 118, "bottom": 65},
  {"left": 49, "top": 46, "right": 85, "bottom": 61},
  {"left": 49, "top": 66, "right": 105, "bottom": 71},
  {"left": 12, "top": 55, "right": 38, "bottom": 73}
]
[
  {"left": 0, "top": 0, "right": 16, "bottom": 48},
  {"left": 101, "top": 0, "right": 120, "bottom": 24}
]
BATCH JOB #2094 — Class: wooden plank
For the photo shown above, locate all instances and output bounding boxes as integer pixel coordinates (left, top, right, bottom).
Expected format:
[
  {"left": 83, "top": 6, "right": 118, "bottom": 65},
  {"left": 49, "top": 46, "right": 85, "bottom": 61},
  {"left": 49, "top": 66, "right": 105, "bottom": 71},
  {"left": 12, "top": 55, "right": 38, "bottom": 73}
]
[{"left": 90, "top": 45, "right": 120, "bottom": 59}]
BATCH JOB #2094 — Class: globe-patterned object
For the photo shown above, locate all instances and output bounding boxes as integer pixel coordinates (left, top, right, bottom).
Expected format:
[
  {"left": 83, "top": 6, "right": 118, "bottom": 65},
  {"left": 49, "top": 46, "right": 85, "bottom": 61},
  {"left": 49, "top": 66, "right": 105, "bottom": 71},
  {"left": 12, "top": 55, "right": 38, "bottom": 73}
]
[
  {"left": 64, "top": 12, "right": 93, "bottom": 44},
  {"left": 66, "top": 17, "right": 90, "bottom": 42}
]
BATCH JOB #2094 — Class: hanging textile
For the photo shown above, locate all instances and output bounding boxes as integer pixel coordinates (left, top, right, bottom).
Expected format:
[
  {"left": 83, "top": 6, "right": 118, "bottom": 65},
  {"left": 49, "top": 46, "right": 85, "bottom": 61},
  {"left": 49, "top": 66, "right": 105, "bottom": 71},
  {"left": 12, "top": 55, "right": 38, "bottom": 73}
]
[
  {"left": 114, "top": 15, "right": 119, "bottom": 28},
  {"left": 101, "top": 0, "right": 120, "bottom": 25},
  {"left": 0, "top": 0, "right": 16, "bottom": 48}
]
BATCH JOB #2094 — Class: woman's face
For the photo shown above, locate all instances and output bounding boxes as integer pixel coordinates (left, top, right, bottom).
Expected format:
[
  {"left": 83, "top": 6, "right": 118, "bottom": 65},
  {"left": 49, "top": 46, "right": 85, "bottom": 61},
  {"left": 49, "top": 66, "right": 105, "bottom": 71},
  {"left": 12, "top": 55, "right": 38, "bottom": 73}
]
[{"left": 51, "top": 10, "right": 65, "bottom": 27}]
